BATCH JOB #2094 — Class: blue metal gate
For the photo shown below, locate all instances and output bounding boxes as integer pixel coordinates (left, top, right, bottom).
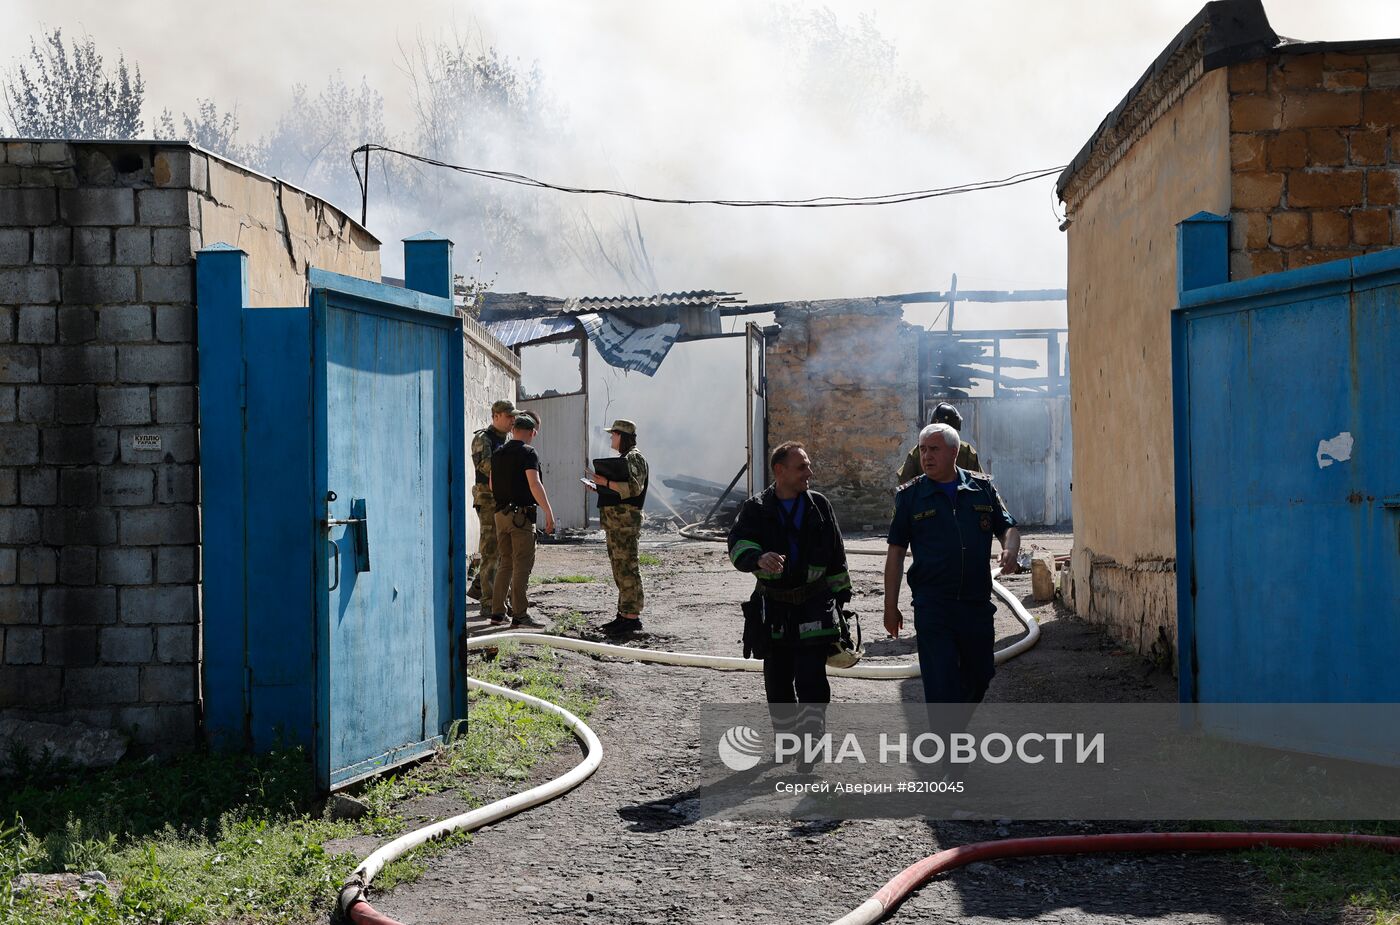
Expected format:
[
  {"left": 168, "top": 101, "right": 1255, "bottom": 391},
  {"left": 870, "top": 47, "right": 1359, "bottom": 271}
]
[
  {"left": 199, "top": 235, "right": 467, "bottom": 789},
  {"left": 1173, "top": 214, "right": 1400, "bottom": 706}
]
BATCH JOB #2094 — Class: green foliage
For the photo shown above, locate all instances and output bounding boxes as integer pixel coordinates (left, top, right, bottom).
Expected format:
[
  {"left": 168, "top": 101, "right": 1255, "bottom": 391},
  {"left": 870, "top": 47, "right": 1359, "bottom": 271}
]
[
  {"left": 2, "top": 28, "right": 145, "bottom": 138},
  {"left": 638, "top": 552, "right": 662, "bottom": 567},
  {"left": 530, "top": 574, "right": 597, "bottom": 585}
]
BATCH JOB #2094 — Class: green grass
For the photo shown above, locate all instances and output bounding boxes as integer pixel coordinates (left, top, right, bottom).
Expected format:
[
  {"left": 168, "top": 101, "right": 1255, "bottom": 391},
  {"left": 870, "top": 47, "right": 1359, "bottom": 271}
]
[
  {"left": 0, "top": 644, "right": 594, "bottom": 924},
  {"left": 548, "top": 610, "right": 588, "bottom": 636},
  {"left": 637, "top": 552, "right": 662, "bottom": 567},
  {"left": 528, "top": 574, "right": 597, "bottom": 586}
]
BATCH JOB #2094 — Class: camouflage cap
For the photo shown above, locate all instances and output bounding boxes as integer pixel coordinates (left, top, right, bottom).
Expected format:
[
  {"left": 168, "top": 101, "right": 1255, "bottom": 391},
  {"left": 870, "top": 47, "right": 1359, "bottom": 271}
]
[
  {"left": 607, "top": 419, "right": 637, "bottom": 436},
  {"left": 491, "top": 399, "right": 517, "bottom": 415}
]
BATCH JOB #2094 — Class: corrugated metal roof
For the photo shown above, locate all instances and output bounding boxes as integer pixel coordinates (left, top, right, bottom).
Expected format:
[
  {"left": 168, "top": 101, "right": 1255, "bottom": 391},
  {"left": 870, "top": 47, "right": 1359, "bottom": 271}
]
[
  {"left": 480, "top": 290, "right": 742, "bottom": 319},
  {"left": 482, "top": 315, "right": 579, "bottom": 347}
]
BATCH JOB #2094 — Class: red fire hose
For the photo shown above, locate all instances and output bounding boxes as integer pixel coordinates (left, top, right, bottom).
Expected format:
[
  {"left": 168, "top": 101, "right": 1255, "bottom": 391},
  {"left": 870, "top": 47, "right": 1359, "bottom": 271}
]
[
  {"left": 345, "top": 830, "right": 1400, "bottom": 924},
  {"left": 831, "top": 831, "right": 1400, "bottom": 924}
]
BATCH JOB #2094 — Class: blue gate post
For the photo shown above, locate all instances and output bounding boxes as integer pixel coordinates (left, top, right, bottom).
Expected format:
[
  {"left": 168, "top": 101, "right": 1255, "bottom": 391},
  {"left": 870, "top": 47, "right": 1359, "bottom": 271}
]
[
  {"left": 403, "top": 232, "right": 454, "bottom": 298},
  {"left": 1172, "top": 212, "right": 1230, "bottom": 703},
  {"left": 196, "top": 244, "right": 251, "bottom": 746},
  {"left": 399, "top": 232, "right": 470, "bottom": 722}
]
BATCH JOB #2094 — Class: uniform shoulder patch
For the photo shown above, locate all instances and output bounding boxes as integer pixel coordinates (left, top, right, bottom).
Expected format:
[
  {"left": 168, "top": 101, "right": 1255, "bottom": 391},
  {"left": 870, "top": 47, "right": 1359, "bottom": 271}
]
[
  {"left": 895, "top": 476, "right": 923, "bottom": 494},
  {"left": 964, "top": 470, "right": 994, "bottom": 481}
]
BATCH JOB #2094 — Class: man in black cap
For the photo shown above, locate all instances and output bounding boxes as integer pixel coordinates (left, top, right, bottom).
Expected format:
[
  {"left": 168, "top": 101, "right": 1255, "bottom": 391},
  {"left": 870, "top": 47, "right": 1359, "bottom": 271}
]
[
  {"left": 489, "top": 414, "right": 556, "bottom": 628},
  {"left": 896, "top": 402, "right": 981, "bottom": 484}
]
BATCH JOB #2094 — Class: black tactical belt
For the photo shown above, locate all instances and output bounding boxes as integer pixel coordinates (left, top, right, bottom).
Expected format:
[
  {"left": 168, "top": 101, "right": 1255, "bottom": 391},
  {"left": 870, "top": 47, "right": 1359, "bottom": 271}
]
[
  {"left": 499, "top": 503, "right": 537, "bottom": 515},
  {"left": 761, "top": 579, "right": 826, "bottom": 605}
]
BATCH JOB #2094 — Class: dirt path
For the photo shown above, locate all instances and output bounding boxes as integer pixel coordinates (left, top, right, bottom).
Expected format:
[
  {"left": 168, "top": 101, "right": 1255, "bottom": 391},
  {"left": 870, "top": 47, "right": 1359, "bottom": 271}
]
[{"left": 372, "top": 533, "right": 1331, "bottom": 925}]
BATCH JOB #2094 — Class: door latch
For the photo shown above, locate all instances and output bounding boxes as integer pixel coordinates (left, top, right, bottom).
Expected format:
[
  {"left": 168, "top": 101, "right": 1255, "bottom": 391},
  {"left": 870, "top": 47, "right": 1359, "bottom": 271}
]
[{"left": 323, "top": 492, "right": 371, "bottom": 575}]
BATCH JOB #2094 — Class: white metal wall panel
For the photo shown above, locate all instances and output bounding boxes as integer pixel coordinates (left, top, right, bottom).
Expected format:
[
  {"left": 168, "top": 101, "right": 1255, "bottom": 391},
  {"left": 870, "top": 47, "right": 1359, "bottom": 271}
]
[{"left": 519, "top": 394, "right": 589, "bottom": 531}]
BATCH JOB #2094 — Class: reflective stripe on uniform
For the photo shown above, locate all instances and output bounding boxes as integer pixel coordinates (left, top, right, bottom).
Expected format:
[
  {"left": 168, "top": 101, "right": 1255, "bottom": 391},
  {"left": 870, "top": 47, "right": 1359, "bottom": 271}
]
[{"left": 731, "top": 539, "right": 763, "bottom": 565}]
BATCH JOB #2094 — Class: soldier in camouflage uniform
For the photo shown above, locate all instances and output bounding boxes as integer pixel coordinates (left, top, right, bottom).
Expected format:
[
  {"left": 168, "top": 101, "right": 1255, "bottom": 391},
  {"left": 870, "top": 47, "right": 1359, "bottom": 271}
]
[
  {"left": 896, "top": 402, "right": 981, "bottom": 484},
  {"left": 592, "top": 420, "right": 649, "bottom": 636},
  {"left": 470, "top": 399, "right": 518, "bottom": 619}
]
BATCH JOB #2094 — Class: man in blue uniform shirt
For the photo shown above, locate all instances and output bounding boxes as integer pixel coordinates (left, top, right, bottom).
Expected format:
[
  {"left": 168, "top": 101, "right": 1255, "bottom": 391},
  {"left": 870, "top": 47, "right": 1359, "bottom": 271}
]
[{"left": 884, "top": 423, "right": 1020, "bottom": 704}]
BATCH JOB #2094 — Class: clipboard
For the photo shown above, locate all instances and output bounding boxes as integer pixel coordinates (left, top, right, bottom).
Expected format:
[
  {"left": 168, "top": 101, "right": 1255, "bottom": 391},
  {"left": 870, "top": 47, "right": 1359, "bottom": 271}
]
[{"left": 590, "top": 457, "right": 628, "bottom": 505}]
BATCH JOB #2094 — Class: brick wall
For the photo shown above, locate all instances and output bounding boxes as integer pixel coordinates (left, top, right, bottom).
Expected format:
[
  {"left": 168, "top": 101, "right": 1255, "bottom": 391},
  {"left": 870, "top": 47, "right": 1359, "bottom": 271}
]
[
  {"left": 765, "top": 299, "right": 918, "bottom": 529},
  {"left": 1229, "top": 51, "right": 1400, "bottom": 276},
  {"left": 1, "top": 141, "right": 200, "bottom": 748},
  {"left": 1, "top": 140, "right": 379, "bottom": 751},
  {"left": 460, "top": 311, "right": 520, "bottom": 554}
]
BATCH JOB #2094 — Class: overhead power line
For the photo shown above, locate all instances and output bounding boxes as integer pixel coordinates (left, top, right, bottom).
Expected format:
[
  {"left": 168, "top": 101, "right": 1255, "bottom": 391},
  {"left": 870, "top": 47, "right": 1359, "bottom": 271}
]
[{"left": 349, "top": 143, "right": 1066, "bottom": 225}]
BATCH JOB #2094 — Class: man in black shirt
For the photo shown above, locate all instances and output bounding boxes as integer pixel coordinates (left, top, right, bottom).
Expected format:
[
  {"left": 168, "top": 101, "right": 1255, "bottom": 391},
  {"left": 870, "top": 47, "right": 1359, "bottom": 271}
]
[{"left": 488, "top": 415, "right": 556, "bottom": 628}]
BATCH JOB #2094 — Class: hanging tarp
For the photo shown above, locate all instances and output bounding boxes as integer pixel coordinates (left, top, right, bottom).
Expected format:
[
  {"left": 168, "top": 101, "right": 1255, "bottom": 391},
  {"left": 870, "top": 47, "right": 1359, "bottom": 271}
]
[{"left": 576, "top": 312, "right": 681, "bottom": 376}]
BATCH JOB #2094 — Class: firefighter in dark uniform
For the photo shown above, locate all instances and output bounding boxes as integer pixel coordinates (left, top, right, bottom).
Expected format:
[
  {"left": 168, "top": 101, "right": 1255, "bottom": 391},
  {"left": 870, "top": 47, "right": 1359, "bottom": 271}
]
[
  {"left": 728, "top": 441, "right": 853, "bottom": 712},
  {"left": 896, "top": 402, "right": 981, "bottom": 484},
  {"left": 885, "top": 423, "right": 1020, "bottom": 704},
  {"left": 469, "top": 399, "right": 517, "bottom": 619}
]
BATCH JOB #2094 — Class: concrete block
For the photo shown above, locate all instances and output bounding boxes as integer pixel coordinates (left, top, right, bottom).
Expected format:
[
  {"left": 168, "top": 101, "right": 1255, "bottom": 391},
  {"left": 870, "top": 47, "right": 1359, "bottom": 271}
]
[
  {"left": 58, "top": 546, "right": 97, "bottom": 585},
  {"left": 65, "top": 666, "right": 138, "bottom": 704},
  {"left": 19, "top": 468, "right": 57, "bottom": 506},
  {"left": 119, "top": 506, "right": 196, "bottom": 545},
  {"left": 57, "top": 307, "right": 96, "bottom": 345},
  {"left": 156, "top": 546, "right": 196, "bottom": 584},
  {"left": 99, "top": 548, "right": 153, "bottom": 586},
  {"left": 155, "top": 305, "right": 193, "bottom": 343},
  {"left": 0, "top": 665, "right": 61, "bottom": 707},
  {"left": 0, "top": 425, "right": 39, "bottom": 464},
  {"left": 154, "top": 463, "right": 196, "bottom": 502},
  {"left": 0, "top": 717, "right": 127, "bottom": 772},
  {"left": 59, "top": 468, "right": 98, "bottom": 506},
  {"left": 0, "top": 548, "right": 15, "bottom": 583},
  {"left": 41, "top": 587, "right": 117, "bottom": 625},
  {"left": 59, "top": 188, "right": 135, "bottom": 226},
  {"left": 116, "top": 345, "right": 193, "bottom": 384},
  {"left": 0, "top": 268, "right": 60, "bottom": 304},
  {"left": 0, "top": 587, "right": 40, "bottom": 625},
  {"left": 37, "top": 142, "right": 71, "bottom": 165},
  {"left": 97, "top": 305, "right": 152, "bottom": 343},
  {"left": 41, "top": 426, "right": 118, "bottom": 465},
  {"left": 97, "top": 387, "right": 151, "bottom": 425},
  {"left": 4, "top": 143, "right": 36, "bottom": 165},
  {"left": 0, "top": 387, "right": 13, "bottom": 422},
  {"left": 0, "top": 189, "right": 58, "bottom": 226},
  {"left": 152, "top": 228, "right": 198, "bottom": 265},
  {"left": 41, "top": 507, "right": 118, "bottom": 547},
  {"left": 16, "top": 386, "right": 52, "bottom": 422},
  {"left": 0, "top": 469, "right": 17, "bottom": 505},
  {"left": 74, "top": 228, "right": 111, "bottom": 265},
  {"left": 100, "top": 467, "right": 154, "bottom": 506},
  {"left": 40, "top": 346, "right": 115, "bottom": 384},
  {"left": 138, "top": 266, "right": 193, "bottom": 303},
  {"left": 62, "top": 265, "right": 137, "bottom": 304},
  {"left": 117, "top": 702, "right": 196, "bottom": 747},
  {"left": 16, "top": 306, "right": 55, "bottom": 344},
  {"left": 137, "top": 189, "right": 194, "bottom": 227},
  {"left": 100, "top": 626, "right": 153, "bottom": 663},
  {"left": 74, "top": 149, "right": 114, "bottom": 185},
  {"left": 0, "top": 229, "right": 29, "bottom": 265},
  {"left": 0, "top": 307, "right": 12, "bottom": 343},
  {"left": 4, "top": 627, "right": 42, "bottom": 664},
  {"left": 121, "top": 587, "right": 195, "bottom": 625},
  {"left": 56, "top": 385, "right": 96, "bottom": 424},
  {"left": 17, "top": 547, "right": 56, "bottom": 585},
  {"left": 0, "top": 507, "right": 41, "bottom": 544},
  {"left": 31, "top": 227, "right": 72, "bottom": 265},
  {"left": 140, "top": 664, "right": 195, "bottom": 703},
  {"left": 113, "top": 227, "right": 152, "bottom": 265},
  {"left": 155, "top": 386, "right": 194, "bottom": 423},
  {"left": 47, "top": 625, "right": 98, "bottom": 666},
  {"left": 154, "top": 625, "right": 194, "bottom": 663},
  {"left": 0, "top": 345, "right": 40, "bottom": 382}
]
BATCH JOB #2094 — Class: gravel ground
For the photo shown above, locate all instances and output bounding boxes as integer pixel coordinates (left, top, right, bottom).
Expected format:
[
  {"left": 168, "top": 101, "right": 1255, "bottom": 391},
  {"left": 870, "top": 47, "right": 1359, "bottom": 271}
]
[{"left": 366, "top": 531, "right": 1340, "bottom": 925}]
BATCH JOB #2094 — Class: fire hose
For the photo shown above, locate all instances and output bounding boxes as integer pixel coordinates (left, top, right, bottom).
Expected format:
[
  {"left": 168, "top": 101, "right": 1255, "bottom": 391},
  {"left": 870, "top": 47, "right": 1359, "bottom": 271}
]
[{"left": 336, "top": 566, "right": 1396, "bottom": 924}]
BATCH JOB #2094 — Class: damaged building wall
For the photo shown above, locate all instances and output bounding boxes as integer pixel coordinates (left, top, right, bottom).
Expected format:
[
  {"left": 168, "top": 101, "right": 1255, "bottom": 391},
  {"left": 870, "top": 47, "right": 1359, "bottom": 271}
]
[
  {"left": 461, "top": 311, "right": 520, "bottom": 553},
  {"left": 765, "top": 299, "right": 918, "bottom": 528},
  {"left": 1059, "top": 65, "right": 1233, "bottom": 666},
  {"left": 0, "top": 140, "right": 379, "bottom": 750}
]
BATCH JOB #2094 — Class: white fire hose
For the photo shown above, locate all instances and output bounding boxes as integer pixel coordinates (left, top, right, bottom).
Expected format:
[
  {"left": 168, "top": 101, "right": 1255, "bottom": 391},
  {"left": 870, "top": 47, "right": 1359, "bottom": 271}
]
[{"left": 339, "top": 568, "right": 1038, "bottom": 924}]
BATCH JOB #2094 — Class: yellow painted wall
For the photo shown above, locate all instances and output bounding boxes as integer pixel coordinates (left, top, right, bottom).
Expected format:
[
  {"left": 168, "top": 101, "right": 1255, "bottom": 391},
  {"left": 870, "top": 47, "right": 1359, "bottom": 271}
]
[{"left": 1064, "top": 68, "right": 1231, "bottom": 653}]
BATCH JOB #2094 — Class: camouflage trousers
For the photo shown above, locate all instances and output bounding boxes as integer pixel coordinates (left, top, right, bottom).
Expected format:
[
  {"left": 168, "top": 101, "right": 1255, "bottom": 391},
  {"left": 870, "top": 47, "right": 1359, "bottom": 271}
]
[
  {"left": 472, "top": 500, "right": 498, "bottom": 615},
  {"left": 601, "top": 505, "right": 644, "bottom": 614}
]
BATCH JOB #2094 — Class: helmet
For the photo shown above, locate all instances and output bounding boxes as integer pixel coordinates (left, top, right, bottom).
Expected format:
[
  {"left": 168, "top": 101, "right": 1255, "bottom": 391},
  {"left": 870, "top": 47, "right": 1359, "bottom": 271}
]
[
  {"left": 930, "top": 402, "right": 963, "bottom": 430},
  {"left": 827, "top": 608, "right": 864, "bottom": 669}
]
